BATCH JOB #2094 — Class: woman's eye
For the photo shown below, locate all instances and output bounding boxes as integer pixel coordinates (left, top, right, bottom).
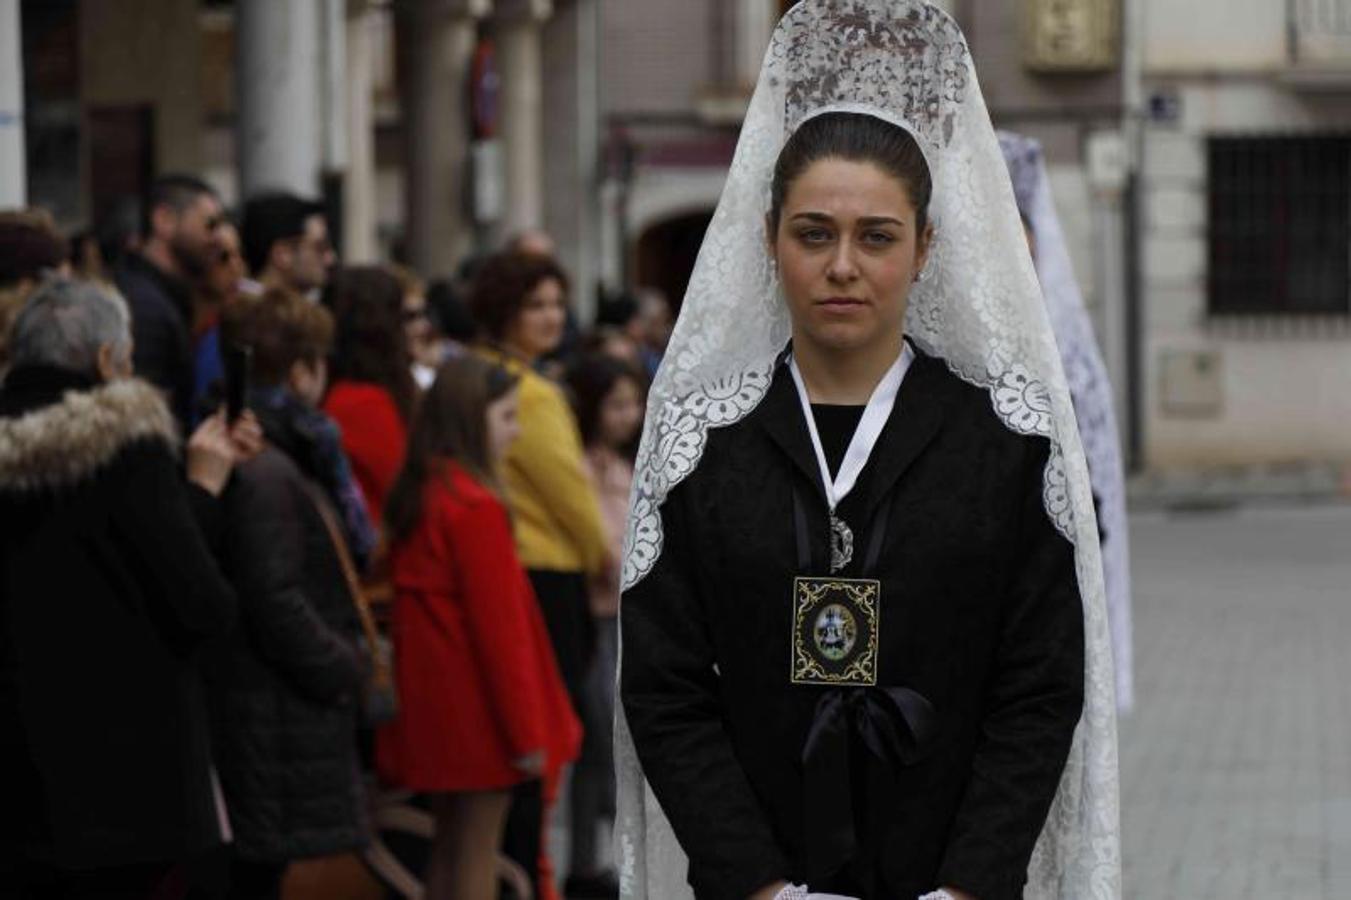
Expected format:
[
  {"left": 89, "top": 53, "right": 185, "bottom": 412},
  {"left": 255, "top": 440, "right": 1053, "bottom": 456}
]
[
  {"left": 798, "top": 228, "right": 831, "bottom": 244},
  {"left": 862, "top": 231, "right": 896, "bottom": 245}
]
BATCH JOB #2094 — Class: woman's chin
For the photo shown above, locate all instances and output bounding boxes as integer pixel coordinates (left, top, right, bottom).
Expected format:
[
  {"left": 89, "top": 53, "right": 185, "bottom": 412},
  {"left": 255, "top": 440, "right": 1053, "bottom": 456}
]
[
  {"left": 530, "top": 334, "right": 564, "bottom": 358},
  {"left": 799, "top": 321, "right": 885, "bottom": 355}
]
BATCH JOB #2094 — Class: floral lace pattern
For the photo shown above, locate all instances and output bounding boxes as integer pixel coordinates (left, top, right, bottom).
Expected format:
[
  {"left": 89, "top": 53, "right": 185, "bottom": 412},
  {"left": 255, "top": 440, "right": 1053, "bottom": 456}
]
[
  {"left": 776, "top": 0, "right": 970, "bottom": 143},
  {"left": 621, "top": 365, "right": 773, "bottom": 589},
  {"left": 999, "top": 130, "right": 1134, "bottom": 713},
  {"left": 617, "top": 3, "right": 1121, "bottom": 898},
  {"left": 994, "top": 365, "right": 1055, "bottom": 437}
]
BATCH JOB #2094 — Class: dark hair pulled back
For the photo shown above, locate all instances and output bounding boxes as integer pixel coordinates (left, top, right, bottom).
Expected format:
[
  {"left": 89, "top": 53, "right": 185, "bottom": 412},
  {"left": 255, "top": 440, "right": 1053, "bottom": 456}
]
[{"left": 769, "top": 112, "right": 933, "bottom": 236}]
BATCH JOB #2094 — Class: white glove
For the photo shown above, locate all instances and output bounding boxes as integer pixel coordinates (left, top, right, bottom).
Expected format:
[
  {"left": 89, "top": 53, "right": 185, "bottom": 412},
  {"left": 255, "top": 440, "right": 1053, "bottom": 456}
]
[
  {"left": 773, "top": 886, "right": 859, "bottom": 900},
  {"left": 918, "top": 892, "right": 956, "bottom": 900}
]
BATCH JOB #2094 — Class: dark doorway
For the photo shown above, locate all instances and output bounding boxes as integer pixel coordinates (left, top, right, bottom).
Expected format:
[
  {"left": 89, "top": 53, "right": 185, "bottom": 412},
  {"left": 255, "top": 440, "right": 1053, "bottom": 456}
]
[{"left": 634, "top": 210, "right": 714, "bottom": 314}]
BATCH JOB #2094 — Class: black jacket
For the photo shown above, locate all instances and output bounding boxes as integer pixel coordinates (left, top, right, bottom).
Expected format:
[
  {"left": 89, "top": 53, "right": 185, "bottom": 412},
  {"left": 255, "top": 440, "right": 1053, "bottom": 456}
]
[
  {"left": 114, "top": 252, "right": 195, "bottom": 429},
  {"left": 206, "top": 392, "right": 368, "bottom": 862},
  {"left": 620, "top": 348, "right": 1084, "bottom": 900},
  {"left": 0, "top": 366, "right": 236, "bottom": 870}
]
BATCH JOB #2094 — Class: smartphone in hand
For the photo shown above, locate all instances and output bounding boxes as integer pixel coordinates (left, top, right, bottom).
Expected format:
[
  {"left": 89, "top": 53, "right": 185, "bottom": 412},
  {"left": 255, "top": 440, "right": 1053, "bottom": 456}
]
[{"left": 224, "top": 343, "right": 252, "bottom": 423}]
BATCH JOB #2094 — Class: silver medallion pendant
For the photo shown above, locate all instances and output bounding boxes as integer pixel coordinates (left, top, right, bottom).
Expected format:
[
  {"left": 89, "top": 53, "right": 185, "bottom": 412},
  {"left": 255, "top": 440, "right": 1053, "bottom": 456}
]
[{"left": 829, "top": 514, "right": 854, "bottom": 573}]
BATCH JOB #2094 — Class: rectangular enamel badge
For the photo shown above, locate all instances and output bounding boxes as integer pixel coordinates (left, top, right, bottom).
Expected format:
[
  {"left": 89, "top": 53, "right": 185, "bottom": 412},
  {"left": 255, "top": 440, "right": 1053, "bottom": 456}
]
[{"left": 791, "top": 577, "right": 881, "bottom": 686}]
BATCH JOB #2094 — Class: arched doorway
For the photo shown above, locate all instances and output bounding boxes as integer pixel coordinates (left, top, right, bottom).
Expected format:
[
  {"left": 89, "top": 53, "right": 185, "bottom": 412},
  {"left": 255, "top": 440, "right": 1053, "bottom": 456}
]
[{"left": 634, "top": 210, "right": 714, "bottom": 314}]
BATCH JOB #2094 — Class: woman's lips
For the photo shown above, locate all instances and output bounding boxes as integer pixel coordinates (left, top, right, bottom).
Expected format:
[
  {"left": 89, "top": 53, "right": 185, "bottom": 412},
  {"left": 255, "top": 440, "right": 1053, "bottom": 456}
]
[{"left": 817, "top": 296, "right": 868, "bottom": 310}]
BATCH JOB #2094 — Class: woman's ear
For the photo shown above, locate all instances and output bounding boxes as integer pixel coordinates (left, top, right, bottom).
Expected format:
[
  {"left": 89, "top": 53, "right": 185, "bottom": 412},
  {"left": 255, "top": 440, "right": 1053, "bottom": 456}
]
[
  {"left": 149, "top": 204, "right": 177, "bottom": 242},
  {"left": 96, "top": 341, "right": 131, "bottom": 382},
  {"left": 915, "top": 222, "right": 935, "bottom": 275},
  {"left": 95, "top": 342, "right": 118, "bottom": 382}
]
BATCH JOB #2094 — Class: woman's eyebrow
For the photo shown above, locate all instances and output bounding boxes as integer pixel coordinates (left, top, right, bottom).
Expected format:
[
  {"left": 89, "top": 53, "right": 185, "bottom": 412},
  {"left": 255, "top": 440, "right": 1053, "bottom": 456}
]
[{"left": 788, "top": 211, "right": 906, "bottom": 228}]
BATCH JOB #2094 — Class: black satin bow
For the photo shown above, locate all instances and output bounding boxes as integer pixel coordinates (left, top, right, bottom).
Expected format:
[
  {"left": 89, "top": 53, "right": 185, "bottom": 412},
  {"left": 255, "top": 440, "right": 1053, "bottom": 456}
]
[{"left": 801, "top": 685, "right": 936, "bottom": 884}]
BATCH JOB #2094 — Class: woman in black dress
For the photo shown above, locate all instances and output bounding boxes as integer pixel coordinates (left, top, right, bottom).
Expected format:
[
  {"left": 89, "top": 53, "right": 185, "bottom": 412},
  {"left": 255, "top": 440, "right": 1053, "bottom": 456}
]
[{"left": 616, "top": 3, "right": 1120, "bottom": 900}]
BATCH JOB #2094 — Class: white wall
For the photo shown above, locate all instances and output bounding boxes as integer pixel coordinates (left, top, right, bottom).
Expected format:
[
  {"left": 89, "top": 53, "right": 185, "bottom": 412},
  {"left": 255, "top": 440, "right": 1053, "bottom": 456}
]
[
  {"left": 1143, "top": 0, "right": 1287, "bottom": 72},
  {"left": 0, "top": 0, "right": 25, "bottom": 207},
  {"left": 1165, "top": 78, "right": 1351, "bottom": 133},
  {"left": 1140, "top": 77, "right": 1351, "bottom": 468},
  {"left": 1146, "top": 340, "right": 1351, "bottom": 466},
  {"left": 1047, "top": 165, "right": 1097, "bottom": 314}
]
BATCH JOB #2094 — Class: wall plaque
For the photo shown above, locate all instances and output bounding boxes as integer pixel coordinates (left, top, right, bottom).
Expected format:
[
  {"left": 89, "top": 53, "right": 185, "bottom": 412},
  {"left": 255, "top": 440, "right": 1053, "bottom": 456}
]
[{"left": 1022, "top": 0, "right": 1119, "bottom": 73}]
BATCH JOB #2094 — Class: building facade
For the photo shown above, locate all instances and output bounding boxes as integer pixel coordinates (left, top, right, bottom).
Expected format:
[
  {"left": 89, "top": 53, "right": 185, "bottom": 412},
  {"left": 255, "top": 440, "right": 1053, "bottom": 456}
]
[{"left": 1138, "top": 0, "right": 1351, "bottom": 468}]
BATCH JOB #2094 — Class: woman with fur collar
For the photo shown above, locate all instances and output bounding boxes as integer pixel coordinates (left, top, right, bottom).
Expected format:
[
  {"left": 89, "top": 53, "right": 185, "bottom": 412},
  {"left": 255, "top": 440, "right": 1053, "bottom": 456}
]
[{"left": 0, "top": 277, "right": 257, "bottom": 894}]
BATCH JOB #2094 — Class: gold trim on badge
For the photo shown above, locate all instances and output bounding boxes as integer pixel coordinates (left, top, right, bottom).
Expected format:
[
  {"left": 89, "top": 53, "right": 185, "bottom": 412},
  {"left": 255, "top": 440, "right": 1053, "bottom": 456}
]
[{"left": 791, "top": 577, "right": 880, "bottom": 686}]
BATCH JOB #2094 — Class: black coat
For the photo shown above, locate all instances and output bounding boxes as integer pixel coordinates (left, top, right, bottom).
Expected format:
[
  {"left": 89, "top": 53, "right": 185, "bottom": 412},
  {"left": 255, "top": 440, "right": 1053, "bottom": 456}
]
[
  {"left": 207, "top": 396, "right": 368, "bottom": 863},
  {"left": 620, "top": 347, "right": 1084, "bottom": 900},
  {"left": 114, "top": 252, "right": 195, "bottom": 429},
  {"left": 0, "top": 366, "right": 237, "bottom": 870}
]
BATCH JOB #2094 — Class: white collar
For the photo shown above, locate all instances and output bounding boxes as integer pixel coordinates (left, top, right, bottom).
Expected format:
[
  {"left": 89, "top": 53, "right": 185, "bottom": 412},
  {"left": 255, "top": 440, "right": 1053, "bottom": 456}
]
[{"left": 787, "top": 341, "right": 915, "bottom": 512}]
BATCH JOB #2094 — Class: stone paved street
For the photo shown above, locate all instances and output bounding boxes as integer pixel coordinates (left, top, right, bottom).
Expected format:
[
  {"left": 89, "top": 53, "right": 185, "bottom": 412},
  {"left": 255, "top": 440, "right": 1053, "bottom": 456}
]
[{"left": 1121, "top": 502, "right": 1351, "bottom": 899}]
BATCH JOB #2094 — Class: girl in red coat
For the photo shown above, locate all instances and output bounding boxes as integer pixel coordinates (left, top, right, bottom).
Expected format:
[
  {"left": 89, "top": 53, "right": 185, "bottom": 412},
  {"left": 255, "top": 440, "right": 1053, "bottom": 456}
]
[{"left": 378, "top": 355, "right": 581, "bottom": 900}]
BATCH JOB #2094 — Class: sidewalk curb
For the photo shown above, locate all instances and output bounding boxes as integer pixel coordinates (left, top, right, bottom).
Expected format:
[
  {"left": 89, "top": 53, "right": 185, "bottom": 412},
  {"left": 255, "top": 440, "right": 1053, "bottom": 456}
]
[{"left": 1127, "top": 462, "right": 1351, "bottom": 511}]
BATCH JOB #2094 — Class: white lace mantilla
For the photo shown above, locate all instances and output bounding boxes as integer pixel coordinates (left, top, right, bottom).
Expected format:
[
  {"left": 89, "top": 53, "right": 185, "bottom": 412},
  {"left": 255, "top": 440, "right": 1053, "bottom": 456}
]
[
  {"left": 1000, "top": 130, "right": 1134, "bottom": 714},
  {"left": 617, "top": 2, "right": 1121, "bottom": 898}
]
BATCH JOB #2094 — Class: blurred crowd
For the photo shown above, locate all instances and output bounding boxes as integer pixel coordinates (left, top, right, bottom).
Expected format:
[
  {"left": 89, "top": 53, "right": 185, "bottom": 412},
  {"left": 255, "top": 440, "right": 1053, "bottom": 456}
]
[{"left": 0, "top": 178, "right": 673, "bottom": 900}]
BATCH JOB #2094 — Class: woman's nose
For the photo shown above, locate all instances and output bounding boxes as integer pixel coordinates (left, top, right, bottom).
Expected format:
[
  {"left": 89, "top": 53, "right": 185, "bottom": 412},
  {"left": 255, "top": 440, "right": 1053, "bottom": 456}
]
[{"left": 826, "top": 240, "right": 860, "bottom": 283}]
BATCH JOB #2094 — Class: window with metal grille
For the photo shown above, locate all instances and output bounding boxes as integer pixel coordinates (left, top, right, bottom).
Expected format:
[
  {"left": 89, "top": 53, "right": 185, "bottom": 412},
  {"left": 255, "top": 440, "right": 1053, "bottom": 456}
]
[{"left": 1208, "top": 135, "right": 1351, "bottom": 316}]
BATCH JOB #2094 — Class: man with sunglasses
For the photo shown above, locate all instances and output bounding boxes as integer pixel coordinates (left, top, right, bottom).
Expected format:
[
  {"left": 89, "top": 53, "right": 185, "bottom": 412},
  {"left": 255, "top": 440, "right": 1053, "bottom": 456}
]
[
  {"left": 205, "top": 221, "right": 249, "bottom": 314},
  {"left": 115, "top": 174, "right": 226, "bottom": 430}
]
